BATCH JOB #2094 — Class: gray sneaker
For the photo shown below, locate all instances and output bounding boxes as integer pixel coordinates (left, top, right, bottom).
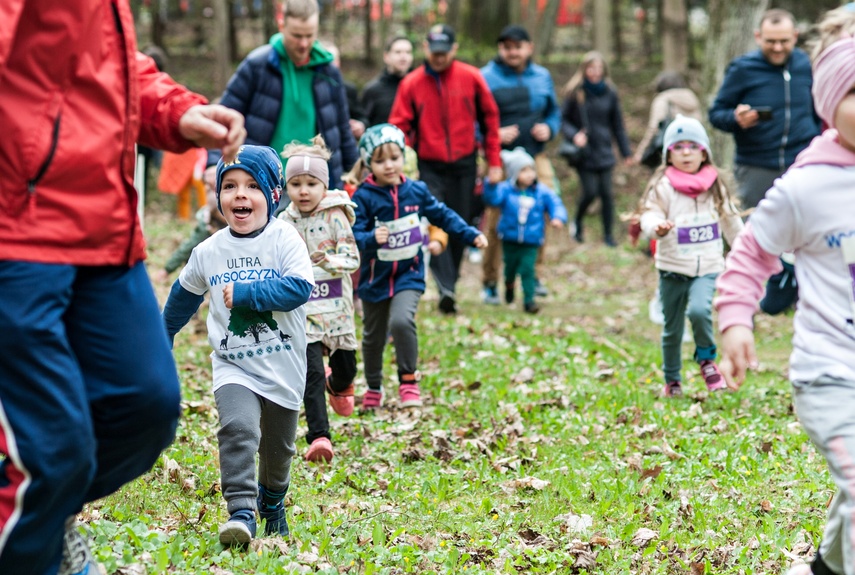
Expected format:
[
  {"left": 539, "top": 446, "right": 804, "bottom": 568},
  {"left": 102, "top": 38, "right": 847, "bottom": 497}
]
[
  {"left": 482, "top": 284, "right": 500, "bottom": 305},
  {"left": 534, "top": 279, "right": 549, "bottom": 298},
  {"left": 58, "top": 518, "right": 100, "bottom": 575}
]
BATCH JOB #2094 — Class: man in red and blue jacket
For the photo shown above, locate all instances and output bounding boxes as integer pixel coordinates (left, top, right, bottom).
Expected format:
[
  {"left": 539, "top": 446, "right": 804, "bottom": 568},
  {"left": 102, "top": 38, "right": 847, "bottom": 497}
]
[
  {"left": 389, "top": 24, "right": 503, "bottom": 315},
  {"left": 0, "top": 2, "right": 245, "bottom": 574}
]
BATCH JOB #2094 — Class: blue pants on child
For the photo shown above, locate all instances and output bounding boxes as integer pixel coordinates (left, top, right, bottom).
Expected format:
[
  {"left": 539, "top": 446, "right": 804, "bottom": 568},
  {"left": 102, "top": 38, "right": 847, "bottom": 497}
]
[
  {"left": 659, "top": 271, "right": 718, "bottom": 382},
  {"left": 0, "top": 262, "right": 181, "bottom": 575}
]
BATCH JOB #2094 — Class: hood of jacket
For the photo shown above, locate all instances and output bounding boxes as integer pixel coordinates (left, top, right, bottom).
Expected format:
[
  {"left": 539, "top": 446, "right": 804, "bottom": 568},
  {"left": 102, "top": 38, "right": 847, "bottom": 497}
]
[{"left": 284, "top": 188, "right": 356, "bottom": 223}]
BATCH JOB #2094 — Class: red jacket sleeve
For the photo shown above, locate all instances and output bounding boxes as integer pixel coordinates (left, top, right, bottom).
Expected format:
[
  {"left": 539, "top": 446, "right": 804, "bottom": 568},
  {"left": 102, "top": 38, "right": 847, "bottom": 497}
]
[
  {"left": 135, "top": 51, "right": 208, "bottom": 152},
  {"left": 388, "top": 74, "right": 415, "bottom": 147},
  {"left": 475, "top": 72, "right": 502, "bottom": 168},
  {"left": 0, "top": 0, "right": 26, "bottom": 72}
]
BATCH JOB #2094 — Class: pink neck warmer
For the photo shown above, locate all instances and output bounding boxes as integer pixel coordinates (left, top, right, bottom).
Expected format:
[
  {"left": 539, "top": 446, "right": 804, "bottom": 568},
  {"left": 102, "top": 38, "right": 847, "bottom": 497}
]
[{"left": 665, "top": 164, "right": 718, "bottom": 198}]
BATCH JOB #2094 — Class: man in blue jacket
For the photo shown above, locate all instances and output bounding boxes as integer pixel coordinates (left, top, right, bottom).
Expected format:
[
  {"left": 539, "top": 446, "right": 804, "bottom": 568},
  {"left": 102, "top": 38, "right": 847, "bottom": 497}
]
[
  {"left": 479, "top": 24, "right": 562, "bottom": 304},
  {"left": 210, "top": 0, "right": 358, "bottom": 196},
  {"left": 709, "top": 8, "right": 818, "bottom": 316},
  {"left": 709, "top": 8, "right": 820, "bottom": 210}
]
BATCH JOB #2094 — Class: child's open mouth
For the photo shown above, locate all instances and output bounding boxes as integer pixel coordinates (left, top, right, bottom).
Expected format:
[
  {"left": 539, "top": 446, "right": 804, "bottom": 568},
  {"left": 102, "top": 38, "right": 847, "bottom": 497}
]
[{"left": 232, "top": 206, "right": 253, "bottom": 218}]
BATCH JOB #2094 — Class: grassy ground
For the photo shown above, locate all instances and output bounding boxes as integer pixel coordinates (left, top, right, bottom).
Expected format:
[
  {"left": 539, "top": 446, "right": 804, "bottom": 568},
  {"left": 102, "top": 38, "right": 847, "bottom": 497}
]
[{"left": 78, "top": 192, "right": 825, "bottom": 574}]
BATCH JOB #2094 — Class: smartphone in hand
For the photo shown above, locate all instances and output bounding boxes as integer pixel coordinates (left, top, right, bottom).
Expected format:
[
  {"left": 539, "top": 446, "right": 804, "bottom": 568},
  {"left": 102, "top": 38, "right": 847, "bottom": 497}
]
[{"left": 754, "top": 106, "right": 773, "bottom": 121}]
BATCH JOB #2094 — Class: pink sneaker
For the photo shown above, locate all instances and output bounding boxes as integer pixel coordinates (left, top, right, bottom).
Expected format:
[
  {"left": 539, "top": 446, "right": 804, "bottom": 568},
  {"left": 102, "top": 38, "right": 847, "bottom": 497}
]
[
  {"left": 305, "top": 437, "right": 333, "bottom": 463},
  {"left": 361, "top": 389, "right": 383, "bottom": 411},
  {"left": 663, "top": 381, "right": 682, "bottom": 398},
  {"left": 398, "top": 383, "right": 423, "bottom": 407},
  {"left": 700, "top": 360, "right": 726, "bottom": 392},
  {"left": 326, "top": 382, "right": 355, "bottom": 417}
]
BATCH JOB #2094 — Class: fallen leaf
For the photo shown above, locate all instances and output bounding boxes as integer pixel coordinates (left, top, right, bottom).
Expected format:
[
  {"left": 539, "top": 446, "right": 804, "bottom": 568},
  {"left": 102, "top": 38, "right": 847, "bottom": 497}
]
[{"left": 631, "top": 527, "right": 658, "bottom": 547}]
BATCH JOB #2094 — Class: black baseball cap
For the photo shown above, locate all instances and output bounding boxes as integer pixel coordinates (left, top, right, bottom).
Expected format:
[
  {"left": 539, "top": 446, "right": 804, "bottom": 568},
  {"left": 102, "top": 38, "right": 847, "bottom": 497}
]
[
  {"left": 426, "top": 24, "right": 455, "bottom": 53},
  {"left": 497, "top": 24, "right": 531, "bottom": 43}
]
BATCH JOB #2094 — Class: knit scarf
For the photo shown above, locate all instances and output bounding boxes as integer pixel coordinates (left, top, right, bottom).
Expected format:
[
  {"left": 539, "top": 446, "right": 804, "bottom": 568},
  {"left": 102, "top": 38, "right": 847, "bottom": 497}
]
[{"left": 665, "top": 164, "right": 718, "bottom": 198}]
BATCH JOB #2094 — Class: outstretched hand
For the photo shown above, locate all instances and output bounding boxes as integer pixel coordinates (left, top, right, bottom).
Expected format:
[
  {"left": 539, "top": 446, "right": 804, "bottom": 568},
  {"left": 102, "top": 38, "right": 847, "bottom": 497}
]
[
  {"left": 473, "top": 234, "right": 488, "bottom": 249},
  {"left": 179, "top": 104, "right": 246, "bottom": 162},
  {"left": 719, "top": 325, "right": 758, "bottom": 390}
]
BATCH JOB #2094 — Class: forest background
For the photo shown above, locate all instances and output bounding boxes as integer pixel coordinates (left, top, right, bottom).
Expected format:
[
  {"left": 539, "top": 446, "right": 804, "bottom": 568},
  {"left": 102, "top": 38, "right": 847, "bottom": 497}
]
[{"left": 103, "top": 1, "right": 849, "bottom": 574}]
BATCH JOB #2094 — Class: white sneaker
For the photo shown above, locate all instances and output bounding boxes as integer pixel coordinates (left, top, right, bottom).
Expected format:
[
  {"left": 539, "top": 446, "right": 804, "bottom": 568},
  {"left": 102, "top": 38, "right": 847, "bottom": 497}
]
[
  {"left": 648, "top": 290, "right": 665, "bottom": 325},
  {"left": 785, "top": 564, "right": 811, "bottom": 575},
  {"left": 58, "top": 518, "right": 101, "bottom": 575},
  {"left": 468, "top": 248, "right": 482, "bottom": 263}
]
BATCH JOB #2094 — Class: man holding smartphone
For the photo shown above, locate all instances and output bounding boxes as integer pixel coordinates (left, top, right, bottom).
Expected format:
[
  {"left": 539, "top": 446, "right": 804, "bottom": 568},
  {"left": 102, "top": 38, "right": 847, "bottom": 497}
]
[{"left": 709, "top": 8, "right": 820, "bottom": 210}]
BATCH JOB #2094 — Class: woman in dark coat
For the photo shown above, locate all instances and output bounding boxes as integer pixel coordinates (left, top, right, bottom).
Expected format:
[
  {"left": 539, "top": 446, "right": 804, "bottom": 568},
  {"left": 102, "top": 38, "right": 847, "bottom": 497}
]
[{"left": 561, "top": 51, "right": 632, "bottom": 246}]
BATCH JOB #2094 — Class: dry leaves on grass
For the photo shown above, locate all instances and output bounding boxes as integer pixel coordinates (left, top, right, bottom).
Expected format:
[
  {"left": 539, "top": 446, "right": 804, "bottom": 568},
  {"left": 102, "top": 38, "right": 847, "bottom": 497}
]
[
  {"left": 501, "top": 476, "right": 551, "bottom": 492},
  {"left": 631, "top": 527, "right": 658, "bottom": 547}
]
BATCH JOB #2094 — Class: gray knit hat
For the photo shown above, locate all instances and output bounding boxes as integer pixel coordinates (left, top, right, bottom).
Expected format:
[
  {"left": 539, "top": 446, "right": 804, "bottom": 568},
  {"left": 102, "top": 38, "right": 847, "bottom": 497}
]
[
  {"left": 662, "top": 115, "right": 711, "bottom": 159},
  {"left": 500, "top": 147, "right": 536, "bottom": 186}
]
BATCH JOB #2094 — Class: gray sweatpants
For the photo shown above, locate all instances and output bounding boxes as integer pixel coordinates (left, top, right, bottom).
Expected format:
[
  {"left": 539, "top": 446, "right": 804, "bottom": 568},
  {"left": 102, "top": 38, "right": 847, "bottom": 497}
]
[
  {"left": 214, "top": 383, "right": 298, "bottom": 514},
  {"left": 793, "top": 376, "right": 855, "bottom": 575},
  {"left": 733, "top": 164, "right": 786, "bottom": 211},
  {"left": 361, "top": 289, "right": 421, "bottom": 390}
]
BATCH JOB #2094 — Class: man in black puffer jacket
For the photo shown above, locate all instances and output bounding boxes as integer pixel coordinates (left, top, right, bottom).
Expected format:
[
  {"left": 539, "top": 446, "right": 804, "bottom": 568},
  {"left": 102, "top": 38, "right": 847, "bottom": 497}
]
[{"left": 209, "top": 0, "right": 358, "bottom": 197}]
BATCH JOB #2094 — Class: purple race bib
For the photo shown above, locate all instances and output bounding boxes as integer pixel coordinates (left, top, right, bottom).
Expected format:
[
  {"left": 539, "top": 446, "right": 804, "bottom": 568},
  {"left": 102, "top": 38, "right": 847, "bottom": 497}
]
[{"left": 309, "top": 278, "right": 343, "bottom": 301}]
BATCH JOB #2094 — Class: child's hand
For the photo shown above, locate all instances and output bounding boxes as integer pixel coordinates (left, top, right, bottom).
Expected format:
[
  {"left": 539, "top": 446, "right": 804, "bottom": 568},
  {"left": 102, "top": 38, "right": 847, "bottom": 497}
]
[
  {"left": 428, "top": 240, "right": 443, "bottom": 256},
  {"left": 375, "top": 226, "right": 390, "bottom": 244},
  {"left": 153, "top": 269, "right": 169, "bottom": 284},
  {"left": 655, "top": 221, "right": 674, "bottom": 237},
  {"left": 309, "top": 250, "right": 327, "bottom": 265},
  {"left": 550, "top": 219, "right": 564, "bottom": 229},
  {"left": 473, "top": 234, "right": 488, "bottom": 249},
  {"left": 719, "top": 325, "right": 758, "bottom": 390},
  {"left": 223, "top": 284, "right": 234, "bottom": 309}
]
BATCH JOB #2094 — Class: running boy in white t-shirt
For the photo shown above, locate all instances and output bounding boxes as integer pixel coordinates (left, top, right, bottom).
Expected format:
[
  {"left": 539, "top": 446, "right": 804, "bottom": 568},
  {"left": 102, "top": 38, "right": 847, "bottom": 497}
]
[{"left": 162, "top": 145, "right": 314, "bottom": 546}]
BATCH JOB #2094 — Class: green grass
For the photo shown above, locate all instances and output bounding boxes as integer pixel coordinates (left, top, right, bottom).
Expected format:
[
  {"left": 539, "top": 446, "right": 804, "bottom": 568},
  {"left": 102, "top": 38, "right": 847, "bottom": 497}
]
[{"left": 86, "top": 200, "right": 823, "bottom": 574}]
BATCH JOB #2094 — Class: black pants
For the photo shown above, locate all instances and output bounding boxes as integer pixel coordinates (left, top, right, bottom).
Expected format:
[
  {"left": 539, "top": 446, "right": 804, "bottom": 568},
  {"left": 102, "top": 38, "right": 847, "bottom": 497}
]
[
  {"left": 304, "top": 342, "right": 357, "bottom": 444},
  {"left": 575, "top": 167, "right": 614, "bottom": 240},
  {"left": 419, "top": 154, "right": 478, "bottom": 296}
]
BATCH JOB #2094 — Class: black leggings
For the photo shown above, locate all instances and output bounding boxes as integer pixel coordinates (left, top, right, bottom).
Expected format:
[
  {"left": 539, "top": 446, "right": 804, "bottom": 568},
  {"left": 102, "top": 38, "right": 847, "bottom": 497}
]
[
  {"left": 303, "top": 342, "right": 357, "bottom": 444},
  {"left": 575, "top": 167, "right": 614, "bottom": 239}
]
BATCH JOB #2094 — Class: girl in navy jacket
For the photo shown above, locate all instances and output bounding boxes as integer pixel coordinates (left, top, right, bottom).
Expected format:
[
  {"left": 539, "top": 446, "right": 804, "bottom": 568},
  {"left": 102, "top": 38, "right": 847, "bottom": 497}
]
[{"left": 351, "top": 124, "right": 487, "bottom": 410}]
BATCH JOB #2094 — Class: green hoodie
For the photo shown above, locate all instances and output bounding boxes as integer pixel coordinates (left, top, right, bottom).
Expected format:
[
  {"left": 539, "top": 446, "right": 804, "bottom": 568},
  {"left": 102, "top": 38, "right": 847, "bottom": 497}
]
[{"left": 269, "top": 35, "right": 334, "bottom": 156}]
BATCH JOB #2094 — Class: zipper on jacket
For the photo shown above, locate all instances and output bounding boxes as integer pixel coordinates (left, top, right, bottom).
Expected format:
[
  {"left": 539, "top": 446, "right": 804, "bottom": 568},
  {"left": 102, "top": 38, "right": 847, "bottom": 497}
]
[
  {"left": 389, "top": 184, "right": 400, "bottom": 298},
  {"left": 780, "top": 67, "right": 791, "bottom": 171},
  {"left": 27, "top": 114, "right": 62, "bottom": 194}
]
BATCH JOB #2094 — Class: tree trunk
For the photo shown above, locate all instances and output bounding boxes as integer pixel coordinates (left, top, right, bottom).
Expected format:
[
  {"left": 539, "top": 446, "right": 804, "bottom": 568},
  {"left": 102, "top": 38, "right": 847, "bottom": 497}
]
[
  {"left": 702, "top": 0, "right": 769, "bottom": 169},
  {"left": 592, "top": 0, "right": 612, "bottom": 59},
  {"left": 212, "top": 0, "right": 232, "bottom": 94},
  {"left": 638, "top": 0, "right": 653, "bottom": 64},
  {"left": 363, "top": 0, "right": 373, "bottom": 66},
  {"left": 661, "top": 0, "right": 688, "bottom": 73},
  {"left": 611, "top": 0, "right": 623, "bottom": 64},
  {"left": 262, "top": 0, "right": 277, "bottom": 43},
  {"left": 535, "top": 0, "right": 562, "bottom": 58}
]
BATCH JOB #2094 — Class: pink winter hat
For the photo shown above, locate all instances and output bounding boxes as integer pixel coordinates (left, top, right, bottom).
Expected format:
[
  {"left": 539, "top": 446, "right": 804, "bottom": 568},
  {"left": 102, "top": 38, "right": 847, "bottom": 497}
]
[{"left": 812, "top": 36, "right": 855, "bottom": 129}]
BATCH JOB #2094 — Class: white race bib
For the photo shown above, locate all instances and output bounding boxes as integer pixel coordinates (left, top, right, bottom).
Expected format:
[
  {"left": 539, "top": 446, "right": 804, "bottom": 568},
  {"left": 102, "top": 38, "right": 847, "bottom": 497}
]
[
  {"left": 840, "top": 236, "right": 855, "bottom": 321},
  {"left": 305, "top": 269, "right": 345, "bottom": 315},
  {"left": 674, "top": 212, "right": 722, "bottom": 258},
  {"left": 377, "top": 213, "right": 423, "bottom": 262}
]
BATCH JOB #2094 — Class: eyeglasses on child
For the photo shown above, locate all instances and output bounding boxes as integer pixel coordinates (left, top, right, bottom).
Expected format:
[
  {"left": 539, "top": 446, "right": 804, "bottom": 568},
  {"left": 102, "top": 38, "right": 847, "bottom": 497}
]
[{"left": 668, "top": 142, "right": 705, "bottom": 153}]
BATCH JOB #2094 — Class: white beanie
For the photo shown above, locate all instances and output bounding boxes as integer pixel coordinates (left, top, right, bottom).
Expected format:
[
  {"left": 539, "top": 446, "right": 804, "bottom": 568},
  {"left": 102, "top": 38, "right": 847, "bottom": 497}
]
[
  {"left": 662, "top": 115, "right": 711, "bottom": 159},
  {"left": 500, "top": 147, "right": 536, "bottom": 186}
]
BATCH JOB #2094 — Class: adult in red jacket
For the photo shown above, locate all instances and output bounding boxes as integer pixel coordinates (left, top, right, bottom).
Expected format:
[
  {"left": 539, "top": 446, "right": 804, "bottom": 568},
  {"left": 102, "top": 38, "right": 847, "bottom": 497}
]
[
  {"left": 0, "top": 2, "right": 245, "bottom": 574},
  {"left": 389, "top": 24, "right": 503, "bottom": 315}
]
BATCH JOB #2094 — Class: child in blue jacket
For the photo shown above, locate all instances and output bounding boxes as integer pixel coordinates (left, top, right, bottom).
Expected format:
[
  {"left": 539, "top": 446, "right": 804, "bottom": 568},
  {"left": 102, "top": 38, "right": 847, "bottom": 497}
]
[
  {"left": 484, "top": 147, "right": 567, "bottom": 313},
  {"left": 351, "top": 124, "right": 487, "bottom": 410}
]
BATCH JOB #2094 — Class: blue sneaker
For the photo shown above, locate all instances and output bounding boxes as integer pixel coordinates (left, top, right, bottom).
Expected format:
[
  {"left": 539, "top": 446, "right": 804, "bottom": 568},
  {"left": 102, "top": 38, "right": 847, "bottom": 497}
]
[
  {"left": 482, "top": 284, "right": 500, "bottom": 305},
  {"left": 257, "top": 484, "right": 289, "bottom": 536},
  {"left": 218, "top": 509, "right": 257, "bottom": 546},
  {"left": 58, "top": 518, "right": 101, "bottom": 575}
]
